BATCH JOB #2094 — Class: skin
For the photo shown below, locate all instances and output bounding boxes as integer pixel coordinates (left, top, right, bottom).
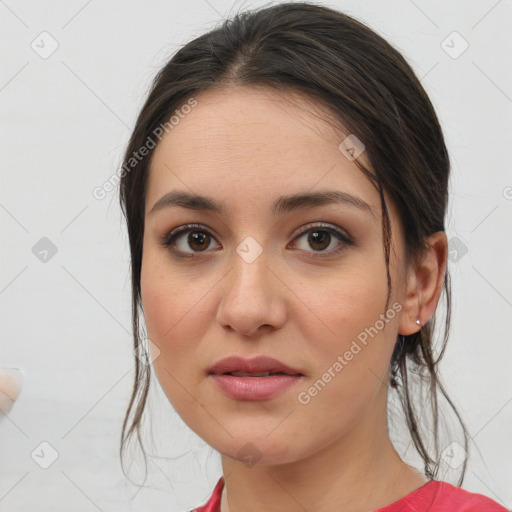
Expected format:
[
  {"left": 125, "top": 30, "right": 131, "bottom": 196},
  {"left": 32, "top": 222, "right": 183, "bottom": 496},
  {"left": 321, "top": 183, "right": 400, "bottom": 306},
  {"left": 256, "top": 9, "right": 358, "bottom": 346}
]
[{"left": 140, "top": 85, "right": 447, "bottom": 512}]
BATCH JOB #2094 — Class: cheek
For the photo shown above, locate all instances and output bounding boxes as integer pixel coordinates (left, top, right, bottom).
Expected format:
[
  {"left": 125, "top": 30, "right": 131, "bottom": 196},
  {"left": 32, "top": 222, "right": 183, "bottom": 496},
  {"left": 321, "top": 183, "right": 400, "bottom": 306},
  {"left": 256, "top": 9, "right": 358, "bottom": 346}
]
[
  {"left": 297, "top": 266, "right": 397, "bottom": 389},
  {"left": 140, "top": 248, "right": 217, "bottom": 371},
  {"left": 140, "top": 252, "right": 211, "bottom": 418},
  {"left": 301, "top": 262, "right": 389, "bottom": 338},
  {"left": 291, "top": 282, "right": 396, "bottom": 445},
  {"left": 141, "top": 249, "right": 191, "bottom": 356}
]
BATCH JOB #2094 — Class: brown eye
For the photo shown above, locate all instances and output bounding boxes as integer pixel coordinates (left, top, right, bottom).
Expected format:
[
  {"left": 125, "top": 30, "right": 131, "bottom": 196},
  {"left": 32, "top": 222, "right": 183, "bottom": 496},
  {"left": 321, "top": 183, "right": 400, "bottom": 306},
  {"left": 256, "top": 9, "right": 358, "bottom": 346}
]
[
  {"left": 306, "top": 230, "right": 331, "bottom": 251},
  {"left": 162, "top": 222, "right": 353, "bottom": 260},
  {"left": 162, "top": 223, "right": 220, "bottom": 257},
  {"left": 291, "top": 223, "right": 354, "bottom": 258},
  {"left": 187, "top": 231, "right": 211, "bottom": 252}
]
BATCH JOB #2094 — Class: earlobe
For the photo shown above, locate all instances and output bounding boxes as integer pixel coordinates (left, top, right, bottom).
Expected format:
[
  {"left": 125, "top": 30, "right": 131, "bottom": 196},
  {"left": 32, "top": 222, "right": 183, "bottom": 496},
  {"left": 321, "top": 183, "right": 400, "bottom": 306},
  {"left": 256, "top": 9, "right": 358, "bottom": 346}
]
[
  {"left": 397, "top": 268, "right": 422, "bottom": 336},
  {"left": 398, "top": 231, "right": 448, "bottom": 336}
]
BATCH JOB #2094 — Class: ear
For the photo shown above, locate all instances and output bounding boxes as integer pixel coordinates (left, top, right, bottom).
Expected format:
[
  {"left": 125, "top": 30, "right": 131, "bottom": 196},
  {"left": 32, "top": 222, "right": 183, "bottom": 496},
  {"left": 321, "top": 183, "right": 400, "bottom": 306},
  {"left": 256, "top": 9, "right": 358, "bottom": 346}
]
[{"left": 398, "top": 231, "right": 448, "bottom": 336}]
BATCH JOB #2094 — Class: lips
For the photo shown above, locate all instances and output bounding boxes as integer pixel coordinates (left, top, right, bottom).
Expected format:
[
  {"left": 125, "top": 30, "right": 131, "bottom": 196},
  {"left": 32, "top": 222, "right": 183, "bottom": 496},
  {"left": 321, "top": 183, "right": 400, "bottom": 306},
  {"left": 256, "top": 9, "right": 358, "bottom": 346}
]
[
  {"left": 208, "top": 355, "right": 304, "bottom": 401},
  {"left": 228, "top": 371, "right": 287, "bottom": 377},
  {"left": 208, "top": 355, "right": 303, "bottom": 377}
]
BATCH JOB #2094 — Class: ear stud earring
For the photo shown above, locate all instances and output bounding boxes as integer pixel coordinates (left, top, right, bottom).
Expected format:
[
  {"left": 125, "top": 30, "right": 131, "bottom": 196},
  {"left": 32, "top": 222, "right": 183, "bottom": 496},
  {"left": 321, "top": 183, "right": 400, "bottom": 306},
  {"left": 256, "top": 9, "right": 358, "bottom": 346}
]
[{"left": 416, "top": 319, "right": 421, "bottom": 326}]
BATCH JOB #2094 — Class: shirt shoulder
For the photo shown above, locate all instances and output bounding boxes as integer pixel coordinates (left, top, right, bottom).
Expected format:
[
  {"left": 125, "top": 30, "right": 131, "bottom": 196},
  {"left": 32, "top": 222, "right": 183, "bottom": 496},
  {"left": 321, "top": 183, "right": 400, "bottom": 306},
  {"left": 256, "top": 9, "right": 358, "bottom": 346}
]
[
  {"left": 190, "top": 476, "right": 510, "bottom": 512},
  {"left": 190, "top": 476, "right": 224, "bottom": 512},
  {"left": 378, "top": 479, "right": 509, "bottom": 512},
  {"left": 429, "top": 480, "right": 509, "bottom": 511}
]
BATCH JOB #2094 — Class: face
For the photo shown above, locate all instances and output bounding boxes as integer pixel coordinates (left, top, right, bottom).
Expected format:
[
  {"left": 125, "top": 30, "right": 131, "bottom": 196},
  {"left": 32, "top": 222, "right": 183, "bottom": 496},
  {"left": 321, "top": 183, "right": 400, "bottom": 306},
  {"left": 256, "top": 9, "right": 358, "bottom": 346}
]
[{"left": 140, "top": 85, "right": 410, "bottom": 466}]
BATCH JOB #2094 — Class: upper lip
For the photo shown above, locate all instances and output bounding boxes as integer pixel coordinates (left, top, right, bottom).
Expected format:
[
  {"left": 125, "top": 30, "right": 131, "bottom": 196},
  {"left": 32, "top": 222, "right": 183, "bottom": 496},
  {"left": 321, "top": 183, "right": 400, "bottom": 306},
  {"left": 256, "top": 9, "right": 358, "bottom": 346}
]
[{"left": 208, "top": 356, "right": 303, "bottom": 376}]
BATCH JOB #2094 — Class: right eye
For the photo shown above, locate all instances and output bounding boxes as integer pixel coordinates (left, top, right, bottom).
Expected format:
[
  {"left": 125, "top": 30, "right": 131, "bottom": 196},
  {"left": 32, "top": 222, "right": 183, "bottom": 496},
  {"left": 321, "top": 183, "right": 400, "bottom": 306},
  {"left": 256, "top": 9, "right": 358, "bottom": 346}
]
[{"left": 161, "top": 223, "right": 221, "bottom": 257}]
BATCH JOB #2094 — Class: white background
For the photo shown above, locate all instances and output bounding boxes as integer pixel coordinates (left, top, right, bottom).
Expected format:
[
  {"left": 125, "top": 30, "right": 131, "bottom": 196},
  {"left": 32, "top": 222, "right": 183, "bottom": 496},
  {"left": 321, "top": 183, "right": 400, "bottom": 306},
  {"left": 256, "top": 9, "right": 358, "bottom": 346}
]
[{"left": 1, "top": 0, "right": 511, "bottom": 510}]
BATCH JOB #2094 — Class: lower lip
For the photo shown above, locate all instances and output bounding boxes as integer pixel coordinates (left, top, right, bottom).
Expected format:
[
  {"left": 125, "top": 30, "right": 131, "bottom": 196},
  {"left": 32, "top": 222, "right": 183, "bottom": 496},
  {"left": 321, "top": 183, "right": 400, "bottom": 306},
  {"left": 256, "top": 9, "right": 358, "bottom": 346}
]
[{"left": 209, "top": 374, "right": 303, "bottom": 401}]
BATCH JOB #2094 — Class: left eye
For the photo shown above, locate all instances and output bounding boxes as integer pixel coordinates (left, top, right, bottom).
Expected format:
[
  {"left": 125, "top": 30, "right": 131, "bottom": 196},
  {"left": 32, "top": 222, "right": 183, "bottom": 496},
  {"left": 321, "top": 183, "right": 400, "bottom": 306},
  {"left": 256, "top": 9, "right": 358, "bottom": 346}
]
[
  {"left": 161, "top": 223, "right": 353, "bottom": 258},
  {"left": 291, "top": 224, "right": 353, "bottom": 257}
]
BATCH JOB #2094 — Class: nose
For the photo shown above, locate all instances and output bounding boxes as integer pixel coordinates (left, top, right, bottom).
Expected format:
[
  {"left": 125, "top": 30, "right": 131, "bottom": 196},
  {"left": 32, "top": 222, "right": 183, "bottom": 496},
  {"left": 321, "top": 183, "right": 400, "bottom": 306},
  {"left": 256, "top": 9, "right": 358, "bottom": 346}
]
[{"left": 216, "top": 242, "right": 287, "bottom": 338}]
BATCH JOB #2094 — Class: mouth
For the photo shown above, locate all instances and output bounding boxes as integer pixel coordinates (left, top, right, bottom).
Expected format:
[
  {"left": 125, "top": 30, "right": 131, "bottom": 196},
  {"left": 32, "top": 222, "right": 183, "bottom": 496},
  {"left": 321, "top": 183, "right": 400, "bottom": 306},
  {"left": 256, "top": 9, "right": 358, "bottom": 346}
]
[
  {"left": 207, "top": 355, "right": 304, "bottom": 377},
  {"left": 209, "top": 372, "right": 304, "bottom": 401},
  {"left": 207, "top": 356, "right": 305, "bottom": 401},
  {"left": 219, "top": 371, "right": 302, "bottom": 377}
]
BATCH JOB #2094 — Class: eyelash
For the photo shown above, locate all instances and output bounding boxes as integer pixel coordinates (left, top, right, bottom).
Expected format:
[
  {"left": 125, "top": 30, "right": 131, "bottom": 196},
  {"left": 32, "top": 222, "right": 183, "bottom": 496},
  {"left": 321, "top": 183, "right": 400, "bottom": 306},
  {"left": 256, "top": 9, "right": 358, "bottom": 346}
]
[{"left": 160, "top": 222, "right": 354, "bottom": 260}]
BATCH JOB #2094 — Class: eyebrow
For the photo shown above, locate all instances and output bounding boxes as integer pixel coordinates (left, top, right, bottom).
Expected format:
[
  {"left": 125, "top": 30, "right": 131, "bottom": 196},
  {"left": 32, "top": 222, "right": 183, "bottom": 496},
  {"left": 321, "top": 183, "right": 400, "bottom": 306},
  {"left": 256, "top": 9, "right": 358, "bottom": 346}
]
[{"left": 148, "top": 190, "right": 376, "bottom": 218}]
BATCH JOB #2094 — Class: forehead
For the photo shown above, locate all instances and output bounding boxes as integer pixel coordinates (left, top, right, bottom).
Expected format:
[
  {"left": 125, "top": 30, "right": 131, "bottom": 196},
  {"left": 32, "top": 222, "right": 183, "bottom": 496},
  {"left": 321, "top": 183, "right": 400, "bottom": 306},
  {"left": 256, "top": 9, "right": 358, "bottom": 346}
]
[
  {"left": 151, "top": 85, "right": 349, "bottom": 161},
  {"left": 146, "top": 85, "right": 376, "bottom": 215}
]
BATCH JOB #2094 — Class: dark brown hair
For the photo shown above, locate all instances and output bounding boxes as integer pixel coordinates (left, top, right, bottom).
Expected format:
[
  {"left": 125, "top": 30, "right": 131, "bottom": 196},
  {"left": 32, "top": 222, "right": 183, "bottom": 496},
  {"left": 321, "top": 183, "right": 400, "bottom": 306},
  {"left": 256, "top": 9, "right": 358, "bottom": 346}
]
[{"left": 118, "top": 1, "right": 469, "bottom": 486}]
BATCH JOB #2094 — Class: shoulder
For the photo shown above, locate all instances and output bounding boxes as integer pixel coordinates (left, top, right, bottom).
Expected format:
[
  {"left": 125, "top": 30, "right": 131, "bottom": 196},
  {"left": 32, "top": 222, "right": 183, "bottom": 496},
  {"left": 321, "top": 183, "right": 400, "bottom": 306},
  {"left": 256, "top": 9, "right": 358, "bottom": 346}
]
[
  {"left": 430, "top": 480, "right": 509, "bottom": 511},
  {"left": 189, "top": 476, "right": 224, "bottom": 512}
]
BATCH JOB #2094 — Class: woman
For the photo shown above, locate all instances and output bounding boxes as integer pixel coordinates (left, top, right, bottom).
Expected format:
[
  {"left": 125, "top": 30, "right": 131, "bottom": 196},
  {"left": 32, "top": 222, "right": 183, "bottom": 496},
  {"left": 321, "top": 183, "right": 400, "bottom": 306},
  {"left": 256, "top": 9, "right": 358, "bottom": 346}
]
[{"left": 118, "top": 3, "right": 508, "bottom": 511}]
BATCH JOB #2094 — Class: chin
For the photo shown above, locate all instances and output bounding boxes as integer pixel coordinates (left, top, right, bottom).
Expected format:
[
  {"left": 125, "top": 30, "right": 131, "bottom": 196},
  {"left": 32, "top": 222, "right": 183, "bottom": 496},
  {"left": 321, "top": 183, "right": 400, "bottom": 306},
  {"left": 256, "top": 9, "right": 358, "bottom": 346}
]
[{"left": 200, "top": 429, "right": 309, "bottom": 468}]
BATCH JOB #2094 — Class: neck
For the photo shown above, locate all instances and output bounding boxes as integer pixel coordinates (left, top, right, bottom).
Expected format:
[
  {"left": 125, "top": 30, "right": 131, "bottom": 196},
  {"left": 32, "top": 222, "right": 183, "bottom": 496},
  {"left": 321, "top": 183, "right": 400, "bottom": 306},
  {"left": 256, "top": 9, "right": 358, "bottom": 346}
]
[{"left": 219, "top": 386, "right": 427, "bottom": 512}]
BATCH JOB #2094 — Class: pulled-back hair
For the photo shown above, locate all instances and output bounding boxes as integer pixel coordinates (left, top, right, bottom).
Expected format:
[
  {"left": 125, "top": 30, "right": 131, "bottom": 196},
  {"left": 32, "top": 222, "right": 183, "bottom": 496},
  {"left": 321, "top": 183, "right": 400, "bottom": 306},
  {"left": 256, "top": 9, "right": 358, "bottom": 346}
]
[{"left": 119, "top": 1, "right": 469, "bottom": 485}]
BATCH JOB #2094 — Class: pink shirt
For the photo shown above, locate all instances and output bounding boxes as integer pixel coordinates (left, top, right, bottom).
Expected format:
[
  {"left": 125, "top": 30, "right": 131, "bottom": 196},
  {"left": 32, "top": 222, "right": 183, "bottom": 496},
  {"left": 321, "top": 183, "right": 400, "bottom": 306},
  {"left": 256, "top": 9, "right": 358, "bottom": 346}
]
[{"left": 192, "top": 476, "right": 509, "bottom": 511}]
